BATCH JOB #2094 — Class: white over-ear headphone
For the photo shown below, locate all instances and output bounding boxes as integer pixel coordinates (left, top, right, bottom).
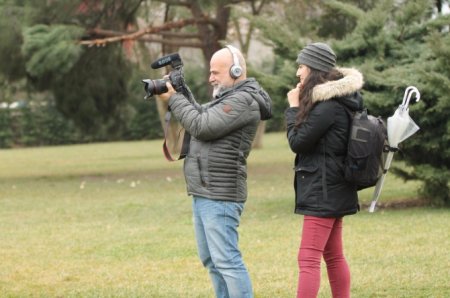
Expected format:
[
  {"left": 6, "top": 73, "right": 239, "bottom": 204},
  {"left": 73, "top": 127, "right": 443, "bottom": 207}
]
[{"left": 225, "top": 45, "right": 243, "bottom": 79}]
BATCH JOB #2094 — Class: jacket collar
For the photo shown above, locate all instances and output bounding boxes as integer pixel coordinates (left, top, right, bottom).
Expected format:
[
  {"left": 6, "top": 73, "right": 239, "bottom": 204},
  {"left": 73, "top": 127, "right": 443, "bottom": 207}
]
[
  {"left": 214, "top": 78, "right": 257, "bottom": 99},
  {"left": 312, "top": 68, "right": 364, "bottom": 103}
]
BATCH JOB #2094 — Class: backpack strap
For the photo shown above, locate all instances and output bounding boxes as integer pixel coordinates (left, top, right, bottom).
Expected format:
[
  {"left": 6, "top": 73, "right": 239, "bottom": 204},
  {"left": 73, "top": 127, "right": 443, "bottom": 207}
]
[{"left": 335, "top": 100, "right": 355, "bottom": 135}]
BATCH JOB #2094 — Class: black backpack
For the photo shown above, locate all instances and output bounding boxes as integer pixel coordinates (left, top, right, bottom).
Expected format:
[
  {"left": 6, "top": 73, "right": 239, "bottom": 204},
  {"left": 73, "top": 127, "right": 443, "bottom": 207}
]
[{"left": 341, "top": 107, "right": 388, "bottom": 190}]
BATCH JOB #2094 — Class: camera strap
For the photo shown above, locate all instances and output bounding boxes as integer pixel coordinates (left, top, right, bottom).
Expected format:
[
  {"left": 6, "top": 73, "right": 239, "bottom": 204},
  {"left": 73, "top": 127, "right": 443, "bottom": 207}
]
[{"left": 162, "top": 111, "right": 190, "bottom": 161}]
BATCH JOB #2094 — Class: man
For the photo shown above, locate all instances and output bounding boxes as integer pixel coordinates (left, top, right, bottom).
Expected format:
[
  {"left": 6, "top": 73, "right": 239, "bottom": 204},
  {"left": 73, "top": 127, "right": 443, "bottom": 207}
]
[{"left": 158, "top": 45, "right": 272, "bottom": 298}]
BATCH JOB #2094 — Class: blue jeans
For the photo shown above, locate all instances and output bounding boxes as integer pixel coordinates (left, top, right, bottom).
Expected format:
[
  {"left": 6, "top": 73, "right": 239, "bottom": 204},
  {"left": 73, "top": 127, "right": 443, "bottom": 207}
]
[{"left": 192, "top": 196, "right": 253, "bottom": 298}]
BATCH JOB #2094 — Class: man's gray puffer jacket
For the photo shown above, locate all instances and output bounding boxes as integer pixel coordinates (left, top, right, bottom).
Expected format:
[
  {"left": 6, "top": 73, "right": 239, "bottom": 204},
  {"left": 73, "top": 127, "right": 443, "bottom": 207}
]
[{"left": 168, "top": 78, "right": 272, "bottom": 202}]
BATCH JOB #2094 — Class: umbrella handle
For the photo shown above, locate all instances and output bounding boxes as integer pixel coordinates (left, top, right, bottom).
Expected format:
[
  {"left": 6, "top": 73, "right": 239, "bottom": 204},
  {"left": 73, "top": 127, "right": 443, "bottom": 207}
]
[{"left": 402, "top": 86, "right": 420, "bottom": 108}]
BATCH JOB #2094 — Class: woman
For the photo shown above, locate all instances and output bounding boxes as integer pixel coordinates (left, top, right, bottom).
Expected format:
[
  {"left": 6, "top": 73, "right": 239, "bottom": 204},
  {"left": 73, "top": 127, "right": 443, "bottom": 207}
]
[{"left": 285, "top": 42, "right": 364, "bottom": 298}]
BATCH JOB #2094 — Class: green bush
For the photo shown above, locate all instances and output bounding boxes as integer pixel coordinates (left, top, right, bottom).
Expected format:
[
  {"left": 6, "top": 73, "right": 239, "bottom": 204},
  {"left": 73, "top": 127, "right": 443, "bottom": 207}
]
[
  {"left": 0, "top": 100, "right": 165, "bottom": 148},
  {"left": 0, "top": 109, "right": 13, "bottom": 147},
  {"left": 11, "top": 105, "right": 79, "bottom": 147},
  {"left": 124, "top": 99, "right": 162, "bottom": 140}
]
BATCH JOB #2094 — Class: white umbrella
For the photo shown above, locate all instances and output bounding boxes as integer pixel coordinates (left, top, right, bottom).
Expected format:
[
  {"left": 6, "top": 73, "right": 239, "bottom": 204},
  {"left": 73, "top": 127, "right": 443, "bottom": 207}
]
[{"left": 369, "top": 86, "right": 421, "bottom": 213}]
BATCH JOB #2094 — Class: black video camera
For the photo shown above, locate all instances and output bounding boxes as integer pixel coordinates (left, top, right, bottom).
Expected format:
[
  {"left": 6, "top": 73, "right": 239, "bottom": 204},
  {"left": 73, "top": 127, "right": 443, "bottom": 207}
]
[{"left": 142, "top": 53, "right": 186, "bottom": 100}]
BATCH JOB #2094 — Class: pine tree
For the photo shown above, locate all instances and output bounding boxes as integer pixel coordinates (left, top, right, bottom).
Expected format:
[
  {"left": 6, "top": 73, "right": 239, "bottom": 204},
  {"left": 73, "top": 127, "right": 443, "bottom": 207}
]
[
  {"left": 327, "top": 0, "right": 450, "bottom": 205},
  {"left": 0, "top": 0, "right": 142, "bottom": 136}
]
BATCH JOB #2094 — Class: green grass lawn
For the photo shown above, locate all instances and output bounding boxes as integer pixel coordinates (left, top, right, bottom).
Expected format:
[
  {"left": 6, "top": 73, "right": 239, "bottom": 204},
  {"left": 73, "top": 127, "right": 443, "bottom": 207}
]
[{"left": 0, "top": 132, "right": 448, "bottom": 297}]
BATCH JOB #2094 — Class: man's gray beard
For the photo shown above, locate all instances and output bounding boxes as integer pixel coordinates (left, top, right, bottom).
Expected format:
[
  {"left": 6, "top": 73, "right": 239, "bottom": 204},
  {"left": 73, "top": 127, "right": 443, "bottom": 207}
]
[{"left": 212, "top": 84, "right": 224, "bottom": 98}]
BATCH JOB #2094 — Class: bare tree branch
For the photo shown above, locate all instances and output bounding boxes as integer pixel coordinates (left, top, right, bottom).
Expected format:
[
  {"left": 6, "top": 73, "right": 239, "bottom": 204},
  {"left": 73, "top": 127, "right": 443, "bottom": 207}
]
[
  {"left": 79, "top": 17, "right": 212, "bottom": 47},
  {"left": 85, "top": 28, "right": 201, "bottom": 39},
  {"left": 253, "top": 0, "right": 267, "bottom": 15},
  {"left": 159, "top": 31, "right": 200, "bottom": 38},
  {"left": 139, "top": 37, "right": 202, "bottom": 47},
  {"left": 122, "top": 0, "right": 146, "bottom": 27},
  {"left": 153, "top": 0, "right": 191, "bottom": 7},
  {"left": 233, "top": 0, "right": 268, "bottom": 53}
]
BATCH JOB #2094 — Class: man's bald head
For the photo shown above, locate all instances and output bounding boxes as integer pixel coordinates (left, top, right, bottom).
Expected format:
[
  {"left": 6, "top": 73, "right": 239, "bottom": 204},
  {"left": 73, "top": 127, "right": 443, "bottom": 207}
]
[
  {"left": 209, "top": 46, "right": 247, "bottom": 97},
  {"left": 211, "top": 47, "right": 246, "bottom": 78}
]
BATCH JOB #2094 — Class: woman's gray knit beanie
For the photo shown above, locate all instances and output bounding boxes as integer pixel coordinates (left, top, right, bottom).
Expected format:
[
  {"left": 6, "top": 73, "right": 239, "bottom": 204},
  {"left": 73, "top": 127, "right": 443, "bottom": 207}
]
[{"left": 296, "top": 42, "right": 336, "bottom": 72}]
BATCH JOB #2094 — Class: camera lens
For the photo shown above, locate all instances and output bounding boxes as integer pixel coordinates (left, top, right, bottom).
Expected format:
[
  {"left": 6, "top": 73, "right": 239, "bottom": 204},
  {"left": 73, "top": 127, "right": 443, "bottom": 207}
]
[{"left": 142, "top": 79, "right": 169, "bottom": 97}]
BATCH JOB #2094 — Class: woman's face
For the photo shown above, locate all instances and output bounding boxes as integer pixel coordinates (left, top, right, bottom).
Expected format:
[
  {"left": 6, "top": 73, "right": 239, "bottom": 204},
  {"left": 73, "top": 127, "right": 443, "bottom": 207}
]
[{"left": 296, "top": 64, "right": 310, "bottom": 86}]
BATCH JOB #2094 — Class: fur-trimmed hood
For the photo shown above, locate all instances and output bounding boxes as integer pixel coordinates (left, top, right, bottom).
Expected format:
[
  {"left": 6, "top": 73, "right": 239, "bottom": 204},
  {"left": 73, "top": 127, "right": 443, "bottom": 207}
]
[{"left": 312, "top": 68, "right": 364, "bottom": 103}]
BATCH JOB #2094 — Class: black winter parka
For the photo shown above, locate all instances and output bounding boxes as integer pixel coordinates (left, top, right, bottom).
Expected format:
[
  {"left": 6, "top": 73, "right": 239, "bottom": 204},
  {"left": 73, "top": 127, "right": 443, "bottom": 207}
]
[{"left": 285, "top": 68, "right": 364, "bottom": 218}]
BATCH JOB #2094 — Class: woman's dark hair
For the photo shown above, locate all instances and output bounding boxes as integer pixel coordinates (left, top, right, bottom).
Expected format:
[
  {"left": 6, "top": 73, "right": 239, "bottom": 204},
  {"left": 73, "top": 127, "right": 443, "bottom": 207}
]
[{"left": 296, "top": 68, "right": 343, "bottom": 126}]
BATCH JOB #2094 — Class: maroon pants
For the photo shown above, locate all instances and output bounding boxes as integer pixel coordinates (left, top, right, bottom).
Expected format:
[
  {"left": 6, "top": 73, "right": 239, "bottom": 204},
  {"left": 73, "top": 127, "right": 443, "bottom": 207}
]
[{"left": 297, "top": 216, "right": 350, "bottom": 298}]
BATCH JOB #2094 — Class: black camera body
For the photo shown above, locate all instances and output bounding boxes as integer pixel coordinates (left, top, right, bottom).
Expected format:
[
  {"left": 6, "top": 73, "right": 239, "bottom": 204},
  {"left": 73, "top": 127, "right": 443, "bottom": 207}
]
[{"left": 142, "top": 53, "right": 186, "bottom": 100}]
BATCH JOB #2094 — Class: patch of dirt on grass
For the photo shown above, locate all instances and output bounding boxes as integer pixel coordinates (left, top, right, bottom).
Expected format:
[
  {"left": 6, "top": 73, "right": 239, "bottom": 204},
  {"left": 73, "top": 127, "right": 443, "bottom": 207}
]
[{"left": 360, "top": 198, "right": 427, "bottom": 210}]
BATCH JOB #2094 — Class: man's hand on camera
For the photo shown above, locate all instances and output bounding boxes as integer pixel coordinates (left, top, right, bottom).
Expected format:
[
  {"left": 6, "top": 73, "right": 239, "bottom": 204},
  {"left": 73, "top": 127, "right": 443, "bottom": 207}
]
[{"left": 158, "top": 82, "right": 176, "bottom": 102}]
